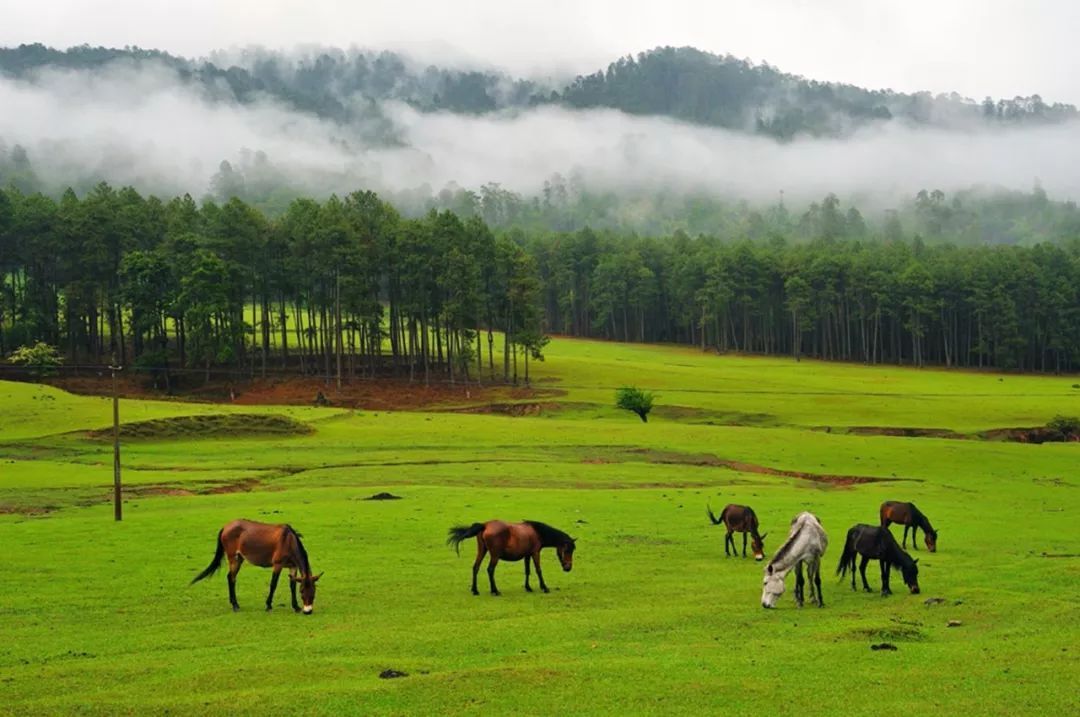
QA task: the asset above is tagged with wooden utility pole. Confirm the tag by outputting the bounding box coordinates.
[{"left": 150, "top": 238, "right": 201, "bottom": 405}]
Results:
[{"left": 110, "top": 361, "right": 122, "bottom": 521}]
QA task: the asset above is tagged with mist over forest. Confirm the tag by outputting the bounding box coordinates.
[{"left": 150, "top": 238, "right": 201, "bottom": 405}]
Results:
[{"left": 2, "top": 42, "right": 1080, "bottom": 241}]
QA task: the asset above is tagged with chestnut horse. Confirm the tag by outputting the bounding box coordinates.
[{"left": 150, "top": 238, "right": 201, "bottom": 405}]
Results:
[
  {"left": 447, "top": 520, "right": 576, "bottom": 596},
  {"left": 880, "top": 501, "right": 938, "bottom": 552},
  {"left": 707, "top": 504, "right": 767, "bottom": 560},
  {"left": 190, "top": 519, "right": 322, "bottom": 613}
]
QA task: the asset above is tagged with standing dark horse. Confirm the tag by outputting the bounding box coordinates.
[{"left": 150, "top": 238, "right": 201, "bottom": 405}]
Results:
[
  {"left": 880, "top": 501, "right": 938, "bottom": 552},
  {"left": 190, "top": 519, "right": 323, "bottom": 613},
  {"left": 447, "top": 520, "right": 576, "bottom": 596},
  {"left": 707, "top": 504, "right": 767, "bottom": 560},
  {"left": 837, "top": 524, "right": 920, "bottom": 596}
]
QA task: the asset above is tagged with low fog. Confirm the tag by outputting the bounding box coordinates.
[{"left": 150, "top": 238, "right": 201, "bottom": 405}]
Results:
[{"left": 3, "top": 59, "right": 1079, "bottom": 209}]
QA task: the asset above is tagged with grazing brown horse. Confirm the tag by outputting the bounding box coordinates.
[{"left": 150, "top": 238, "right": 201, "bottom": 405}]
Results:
[
  {"left": 707, "top": 504, "right": 767, "bottom": 560},
  {"left": 447, "top": 520, "right": 576, "bottom": 596},
  {"left": 190, "top": 519, "right": 323, "bottom": 614},
  {"left": 880, "top": 501, "right": 938, "bottom": 552}
]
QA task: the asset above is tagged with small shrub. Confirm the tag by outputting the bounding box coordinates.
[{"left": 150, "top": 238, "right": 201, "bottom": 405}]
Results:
[
  {"left": 1047, "top": 415, "right": 1080, "bottom": 437},
  {"left": 616, "top": 386, "right": 654, "bottom": 423},
  {"left": 7, "top": 342, "right": 63, "bottom": 378}
]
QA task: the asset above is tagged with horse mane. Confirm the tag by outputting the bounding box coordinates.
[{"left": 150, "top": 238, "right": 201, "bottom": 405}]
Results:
[
  {"left": 285, "top": 525, "right": 311, "bottom": 575},
  {"left": 879, "top": 528, "right": 915, "bottom": 573},
  {"left": 768, "top": 513, "right": 822, "bottom": 570},
  {"left": 524, "top": 520, "right": 573, "bottom": 547},
  {"left": 910, "top": 504, "right": 937, "bottom": 536},
  {"left": 769, "top": 528, "right": 798, "bottom": 568}
]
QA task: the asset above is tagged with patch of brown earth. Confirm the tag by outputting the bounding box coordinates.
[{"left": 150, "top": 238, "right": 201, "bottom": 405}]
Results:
[
  {"left": 623, "top": 448, "right": 906, "bottom": 486},
  {"left": 840, "top": 426, "right": 966, "bottom": 439},
  {"left": 48, "top": 374, "right": 560, "bottom": 412}
]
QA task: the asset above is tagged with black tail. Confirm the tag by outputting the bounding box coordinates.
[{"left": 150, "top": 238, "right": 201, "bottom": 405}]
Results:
[
  {"left": 446, "top": 523, "right": 486, "bottom": 555},
  {"left": 706, "top": 504, "right": 727, "bottom": 525},
  {"left": 836, "top": 527, "right": 857, "bottom": 578},
  {"left": 190, "top": 529, "right": 225, "bottom": 585}
]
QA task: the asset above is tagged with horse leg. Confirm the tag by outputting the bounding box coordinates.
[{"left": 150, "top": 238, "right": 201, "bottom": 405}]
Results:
[
  {"left": 533, "top": 553, "right": 549, "bottom": 593},
  {"left": 524, "top": 558, "right": 532, "bottom": 592},
  {"left": 911, "top": 525, "right": 919, "bottom": 550},
  {"left": 880, "top": 560, "right": 891, "bottom": 596},
  {"left": 859, "top": 555, "right": 872, "bottom": 592},
  {"left": 227, "top": 553, "right": 243, "bottom": 611},
  {"left": 266, "top": 565, "right": 282, "bottom": 611},
  {"left": 471, "top": 541, "right": 487, "bottom": 596},
  {"left": 289, "top": 572, "right": 300, "bottom": 612},
  {"left": 813, "top": 561, "right": 824, "bottom": 607},
  {"left": 902, "top": 524, "right": 909, "bottom": 549},
  {"left": 487, "top": 555, "right": 501, "bottom": 596},
  {"left": 742, "top": 531, "right": 748, "bottom": 558},
  {"left": 794, "top": 562, "right": 805, "bottom": 607},
  {"left": 725, "top": 530, "right": 733, "bottom": 557}
]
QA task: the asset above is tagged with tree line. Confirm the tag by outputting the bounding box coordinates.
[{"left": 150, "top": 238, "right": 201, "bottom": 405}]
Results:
[
  {"left": 1, "top": 184, "right": 1078, "bottom": 382},
  {"left": 0, "top": 184, "right": 546, "bottom": 388}
]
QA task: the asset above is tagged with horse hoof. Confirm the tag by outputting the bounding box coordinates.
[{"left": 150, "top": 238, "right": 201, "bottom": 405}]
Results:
[
  {"left": 525, "top": 587, "right": 533, "bottom": 593},
  {"left": 491, "top": 592, "right": 501, "bottom": 597},
  {"left": 232, "top": 605, "right": 240, "bottom": 612},
  {"left": 542, "top": 588, "right": 550, "bottom": 594},
  {"left": 266, "top": 605, "right": 272, "bottom": 612}
]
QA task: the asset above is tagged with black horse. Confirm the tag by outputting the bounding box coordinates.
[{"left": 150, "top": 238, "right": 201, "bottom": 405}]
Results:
[{"left": 837, "top": 524, "right": 920, "bottom": 596}]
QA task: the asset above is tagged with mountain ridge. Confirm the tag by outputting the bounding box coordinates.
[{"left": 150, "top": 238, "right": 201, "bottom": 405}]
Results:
[{"left": 2, "top": 42, "right": 1074, "bottom": 139}]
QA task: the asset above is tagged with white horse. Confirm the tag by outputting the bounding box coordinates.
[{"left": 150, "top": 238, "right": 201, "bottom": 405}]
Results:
[{"left": 761, "top": 512, "right": 828, "bottom": 608}]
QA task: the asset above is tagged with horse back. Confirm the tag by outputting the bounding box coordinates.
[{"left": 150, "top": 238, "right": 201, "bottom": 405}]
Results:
[
  {"left": 482, "top": 521, "right": 539, "bottom": 561},
  {"left": 723, "top": 504, "right": 756, "bottom": 532},
  {"left": 880, "top": 501, "right": 914, "bottom": 525},
  {"left": 221, "top": 519, "right": 288, "bottom": 567}
]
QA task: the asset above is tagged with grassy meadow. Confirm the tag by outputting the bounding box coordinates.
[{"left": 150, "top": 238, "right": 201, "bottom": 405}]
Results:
[{"left": 0, "top": 338, "right": 1077, "bottom": 715}]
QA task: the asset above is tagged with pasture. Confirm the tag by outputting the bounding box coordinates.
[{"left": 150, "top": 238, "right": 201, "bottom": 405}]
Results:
[{"left": 1, "top": 339, "right": 1077, "bottom": 715}]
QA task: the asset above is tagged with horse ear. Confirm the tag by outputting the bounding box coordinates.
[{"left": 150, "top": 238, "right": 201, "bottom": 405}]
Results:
[
  {"left": 761, "top": 533, "right": 768, "bottom": 540},
  {"left": 913, "top": 559, "right": 919, "bottom": 565},
  {"left": 313, "top": 572, "right": 324, "bottom": 582},
  {"left": 289, "top": 574, "right": 301, "bottom": 583}
]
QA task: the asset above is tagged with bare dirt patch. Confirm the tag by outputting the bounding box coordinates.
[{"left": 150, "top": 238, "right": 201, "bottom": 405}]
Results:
[
  {"left": 48, "top": 373, "right": 560, "bottom": 412},
  {"left": 622, "top": 448, "right": 907, "bottom": 486}
]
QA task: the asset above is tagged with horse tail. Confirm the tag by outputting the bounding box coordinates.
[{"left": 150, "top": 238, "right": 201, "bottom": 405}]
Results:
[
  {"left": 836, "top": 527, "right": 857, "bottom": 577},
  {"left": 446, "top": 523, "right": 485, "bottom": 556},
  {"left": 706, "top": 504, "right": 725, "bottom": 525},
  {"left": 190, "top": 529, "right": 225, "bottom": 585}
]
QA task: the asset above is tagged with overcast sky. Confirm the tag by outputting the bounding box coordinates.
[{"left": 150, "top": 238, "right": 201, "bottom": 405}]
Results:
[{"left": 3, "top": 0, "right": 1079, "bottom": 104}]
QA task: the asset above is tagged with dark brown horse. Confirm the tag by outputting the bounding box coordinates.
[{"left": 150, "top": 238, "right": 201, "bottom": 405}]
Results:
[
  {"left": 880, "top": 501, "right": 938, "bottom": 552},
  {"left": 190, "top": 519, "right": 322, "bottom": 613},
  {"left": 707, "top": 504, "right": 767, "bottom": 560},
  {"left": 837, "top": 523, "right": 920, "bottom": 596},
  {"left": 447, "top": 520, "right": 576, "bottom": 596}
]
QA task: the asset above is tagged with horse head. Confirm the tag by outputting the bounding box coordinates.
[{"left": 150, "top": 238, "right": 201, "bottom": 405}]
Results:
[
  {"left": 761, "top": 564, "right": 785, "bottom": 608},
  {"left": 902, "top": 559, "right": 920, "bottom": 594},
  {"left": 752, "top": 532, "right": 768, "bottom": 561},
  {"left": 557, "top": 538, "right": 576, "bottom": 572},
  {"left": 925, "top": 529, "right": 938, "bottom": 553},
  {"left": 290, "top": 572, "right": 323, "bottom": 614}
]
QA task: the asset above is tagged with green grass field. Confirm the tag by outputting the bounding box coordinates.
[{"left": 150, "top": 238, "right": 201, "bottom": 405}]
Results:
[{"left": 1, "top": 339, "right": 1078, "bottom": 715}]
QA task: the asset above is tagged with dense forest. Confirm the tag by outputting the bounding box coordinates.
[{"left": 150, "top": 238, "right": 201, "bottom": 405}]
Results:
[
  {"left": 2, "top": 184, "right": 1078, "bottom": 381},
  {"left": 3, "top": 43, "right": 1074, "bottom": 139}
]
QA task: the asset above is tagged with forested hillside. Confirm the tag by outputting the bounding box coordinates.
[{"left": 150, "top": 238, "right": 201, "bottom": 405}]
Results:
[
  {"left": 1, "top": 184, "right": 1077, "bottom": 378},
  {"left": 2, "top": 43, "right": 1074, "bottom": 138}
]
